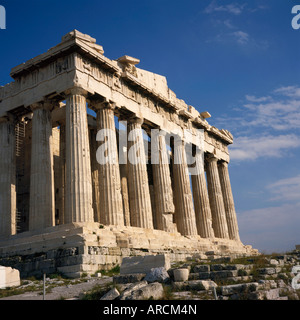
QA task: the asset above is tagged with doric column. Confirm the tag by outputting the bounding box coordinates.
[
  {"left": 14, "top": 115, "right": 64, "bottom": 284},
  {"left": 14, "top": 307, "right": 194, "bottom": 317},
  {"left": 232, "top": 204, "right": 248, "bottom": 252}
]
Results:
[
  {"left": 95, "top": 101, "right": 124, "bottom": 226},
  {"left": 0, "top": 116, "right": 16, "bottom": 237},
  {"left": 29, "top": 102, "right": 55, "bottom": 231},
  {"left": 59, "top": 122, "right": 66, "bottom": 225},
  {"left": 172, "top": 138, "right": 198, "bottom": 236},
  {"left": 191, "top": 148, "right": 215, "bottom": 238},
  {"left": 206, "top": 155, "right": 229, "bottom": 239},
  {"left": 120, "top": 163, "right": 131, "bottom": 226},
  {"left": 152, "top": 130, "right": 175, "bottom": 232},
  {"left": 89, "top": 128, "right": 101, "bottom": 223},
  {"left": 127, "top": 116, "right": 153, "bottom": 229},
  {"left": 218, "top": 161, "right": 240, "bottom": 241},
  {"left": 65, "top": 88, "right": 94, "bottom": 223}
]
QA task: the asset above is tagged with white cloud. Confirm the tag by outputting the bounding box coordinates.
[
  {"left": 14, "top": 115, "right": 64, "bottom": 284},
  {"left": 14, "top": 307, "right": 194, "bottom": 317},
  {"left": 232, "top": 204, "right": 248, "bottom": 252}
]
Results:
[
  {"left": 204, "top": 1, "right": 245, "bottom": 15},
  {"left": 237, "top": 202, "right": 300, "bottom": 253},
  {"left": 229, "top": 134, "right": 300, "bottom": 161},
  {"left": 274, "top": 86, "right": 300, "bottom": 98},
  {"left": 216, "top": 85, "right": 300, "bottom": 132},
  {"left": 267, "top": 175, "right": 300, "bottom": 202},
  {"left": 231, "top": 31, "right": 249, "bottom": 45},
  {"left": 245, "top": 95, "right": 271, "bottom": 103}
]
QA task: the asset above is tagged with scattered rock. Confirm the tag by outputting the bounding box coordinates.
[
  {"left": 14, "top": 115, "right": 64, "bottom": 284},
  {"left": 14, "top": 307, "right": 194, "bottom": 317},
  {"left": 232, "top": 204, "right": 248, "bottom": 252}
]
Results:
[
  {"left": 100, "top": 287, "right": 120, "bottom": 300},
  {"left": 257, "top": 268, "right": 276, "bottom": 275},
  {"left": 144, "top": 267, "right": 169, "bottom": 283},
  {"left": 125, "top": 282, "right": 164, "bottom": 300},
  {"left": 173, "top": 280, "right": 217, "bottom": 291},
  {"left": 269, "top": 259, "right": 279, "bottom": 265},
  {"left": 193, "top": 265, "right": 210, "bottom": 273},
  {"left": 119, "top": 281, "right": 148, "bottom": 300},
  {"left": 220, "top": 282, "right": 259, "bottom": 296},
  {"left": 0, "top": 266, "right": 20, "bottom": 289},
  {"left": 113, "top": 273, "right": 146, "bottom": 284}
]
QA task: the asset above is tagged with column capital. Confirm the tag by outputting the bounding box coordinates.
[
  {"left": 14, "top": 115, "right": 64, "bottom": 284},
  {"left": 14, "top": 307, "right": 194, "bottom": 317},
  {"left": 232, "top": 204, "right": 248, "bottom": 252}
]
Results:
[
  {"left": 127, "top": 114, "right": 144, "bottom": 125},
  {"left": 151, "top": 127, "right": 168, "bottom": 137},
  {"left": 206, "top": 154, "right": 219, "bottom": 163},
  {"left": 66, "top": 86, "right": 88, "bottom": 97},
  {"left": 218, "top": 161, "right": 229, "bottom": 168},
  {"left": 30, "top": 99, "right": 56, "bottom": 112},
  {"left": 93, "top": 99, "right": 116, "bottom": 111},
  {"left": 0, "top": 113, "right": 17, "bottom": 124},
  {"left": 0, "top": 116, "right": 9, "bottom": 124}
]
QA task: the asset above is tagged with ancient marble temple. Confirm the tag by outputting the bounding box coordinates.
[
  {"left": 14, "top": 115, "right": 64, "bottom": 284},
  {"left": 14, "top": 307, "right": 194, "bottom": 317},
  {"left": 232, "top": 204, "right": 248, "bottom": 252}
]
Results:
[{"left": 0, "top": 31, "right": 257, "bottom": 277}]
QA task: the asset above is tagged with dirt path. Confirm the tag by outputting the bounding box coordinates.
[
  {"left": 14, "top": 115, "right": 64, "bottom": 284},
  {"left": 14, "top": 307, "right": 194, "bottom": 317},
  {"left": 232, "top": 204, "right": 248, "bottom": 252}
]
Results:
[{"left": 0, "top": 276, "right": 113, "bottom": 300}]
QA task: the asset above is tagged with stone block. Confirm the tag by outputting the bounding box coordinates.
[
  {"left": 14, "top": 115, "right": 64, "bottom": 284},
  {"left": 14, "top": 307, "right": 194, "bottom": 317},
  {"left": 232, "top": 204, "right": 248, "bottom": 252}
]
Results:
[
  {"left": 173, "top": 268, "right": 189, "bottom": 282},
  {"left": 100, "top": 288, "right": 120, "bottom": 300},
  {"left": 210, "top": 264, "right": 225, "bottom": 271},
  {"left": 113, "top": 273, "right": 146, "bottom": 284},
  {"left": 0, "top": 266, "right": 20, "bottom": 289},
  {"left": 188, "top": 273, "right": 200, "bottom": 280},
  {"left": 265, "top": 288, "right": 280, "bottom": 300},
  {"left": 210, "top": 270, "right": 238, "bottom": 280},
  {"left": 198, "top": 272, "right": 211, "bottom": 280},
  {"left": 125, "top": 282, "right": 164, "bottom": 300},
  {"left": 269, "top": 259, "right": 279, "bottom": 265},
  {"left": 120, "top": 255, "right": 170, "bottom": 274},
  {"left": 173, "top": 280, "right": 217, "bottom": 291},
  {"left": 144, "top": 267, "right": 170, "bottom": 283},
  {"left": 119, "top": 281, "right": 148, "bottom": 300},
  {"left": 257, "top": 268, "right": 276, "bottom": 275},
  {"left": 220, "top": 282, "right": 259, "bottom": 296},
  {"left": 193, "top": 265, "right": 210, "bottom": 272},
  {"left": 211, "top": 257, "right": 232, "bottom": 263}
]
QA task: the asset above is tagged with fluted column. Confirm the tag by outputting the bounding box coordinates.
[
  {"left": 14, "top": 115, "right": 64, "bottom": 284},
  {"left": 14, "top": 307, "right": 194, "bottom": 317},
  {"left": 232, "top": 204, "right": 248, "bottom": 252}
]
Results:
[
  {"left": 59, "top": 122, "right": 66, "bottom": 225},
  {"left": 29, "top": 102, "right": 55, "bottom": 231},
  {"left": 173, "top": 138, "right": 198, "bottom": 236},
  {"left": 218, "top": 161, "right": 240, "bottom": 241},
  {"left": 206, "top": 155, "right": 229, "bottom": 239},
  {"left": 120, "top": 163, "right": 131, "bottom": 226},
  {"left": 89, "top": 128, "right": 101, "bottom": 223},
  {"left": 127, "top": 116, "right": 153, "bottom": 229},
  {"left": 191, "top": 148, "right": 215, "bottom": 238},
  {"left": 152, "top": 130, "right": 175, "bottom": 232},
  {"left": 95, "top": 101, "right": 124, "bottom": 226},
  {"left": 65, "top": 88, "right": 94, "bottom": 223},
  {"left": 0, "top": 116, "right": 16, "bottom": 237}
]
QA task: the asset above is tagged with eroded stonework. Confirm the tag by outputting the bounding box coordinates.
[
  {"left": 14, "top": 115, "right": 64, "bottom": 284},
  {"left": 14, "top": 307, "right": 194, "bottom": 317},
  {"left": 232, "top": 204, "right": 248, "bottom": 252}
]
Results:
[{"left": 0, "top": 30, "right": 258, "bottom": 277}]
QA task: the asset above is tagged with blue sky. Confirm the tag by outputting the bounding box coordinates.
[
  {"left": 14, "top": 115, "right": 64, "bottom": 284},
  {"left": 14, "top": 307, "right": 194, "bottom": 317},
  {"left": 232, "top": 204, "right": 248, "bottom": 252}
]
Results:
[{"left": 0, "top": 0, "right": 299, "bottom": 253}]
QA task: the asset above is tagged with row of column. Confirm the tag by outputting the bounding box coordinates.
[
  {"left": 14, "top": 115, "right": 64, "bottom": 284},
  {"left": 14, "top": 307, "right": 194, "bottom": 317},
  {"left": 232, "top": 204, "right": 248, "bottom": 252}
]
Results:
[{"left": 0, "top": 88, "right": 240, "bottom": 242}]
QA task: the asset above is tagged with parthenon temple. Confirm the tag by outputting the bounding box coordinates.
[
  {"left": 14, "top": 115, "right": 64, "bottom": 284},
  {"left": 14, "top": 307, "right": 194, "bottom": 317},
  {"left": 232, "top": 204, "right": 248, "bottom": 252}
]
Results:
[{"left": 0, "top": 30, "right": 257, "bottom": 277}]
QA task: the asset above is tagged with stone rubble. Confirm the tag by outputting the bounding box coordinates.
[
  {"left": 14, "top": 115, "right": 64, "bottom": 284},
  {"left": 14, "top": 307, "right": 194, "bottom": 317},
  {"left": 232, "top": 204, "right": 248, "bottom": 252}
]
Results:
[{"left": 96, "top": 248, "right": 300, "bottom": 301}]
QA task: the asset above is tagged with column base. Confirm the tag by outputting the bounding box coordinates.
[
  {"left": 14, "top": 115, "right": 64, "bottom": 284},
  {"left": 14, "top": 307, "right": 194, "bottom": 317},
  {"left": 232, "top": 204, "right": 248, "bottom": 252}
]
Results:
[{"left": 0, "top": 223, "right": 259, "bottom": 278}]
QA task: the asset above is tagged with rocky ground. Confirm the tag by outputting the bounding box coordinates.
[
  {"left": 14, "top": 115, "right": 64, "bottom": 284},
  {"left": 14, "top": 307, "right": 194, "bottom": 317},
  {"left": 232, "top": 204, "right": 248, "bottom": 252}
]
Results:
[{"left": 0, "top": 249, "right": 299, "bottom": 300}]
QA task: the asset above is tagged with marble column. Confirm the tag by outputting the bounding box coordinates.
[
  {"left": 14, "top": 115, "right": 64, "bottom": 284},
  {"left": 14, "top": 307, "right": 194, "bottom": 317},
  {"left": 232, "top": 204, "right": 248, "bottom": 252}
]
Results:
[
  {"left": 218, "top": 161, "right": 240, "bottom": 241},
  {"left": 0, "top": 116, "right": 16, "bottom": 237},
  {"left": 206, "top": 155, "right": 229, "bottom": 239},
  {"left": 152, "top": 130, "right": 175, "bottom": 232},
  {"left": 65, "top": 88, "right": 94, "bottom": 223},
  {"left": 95, "top": 101, "right": 124, "bottom": 226},
  {"left": 29, "top": 102, "right": 55, "bottom": 231},
  {"left": 59, "top": 122, "right": 66, "bottom": 225},
  {"left": 191, "top": 148, "right": 215, "bottom": 238},
  {"left": 120, "top": 163, "right": 131, "bottom": 226},
  {"left": 127, "top": 116, "right": 153, "bottom": 229},
  {"left": 172, "top": 138, "right": 198, "bottom": 236},
  {"left": 89, "top": 128, "right": 101, "bottom": 223}
]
